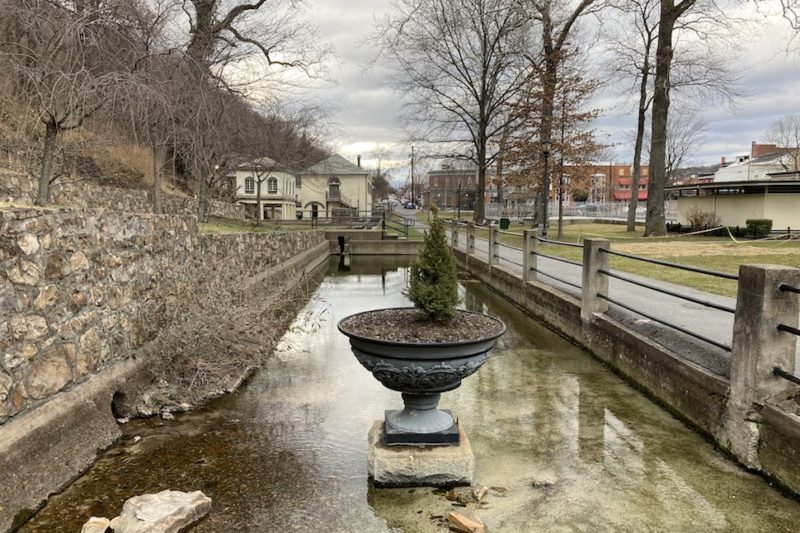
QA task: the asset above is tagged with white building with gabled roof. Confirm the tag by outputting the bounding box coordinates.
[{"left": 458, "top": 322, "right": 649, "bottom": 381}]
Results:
[{"left": 299, "top": 154, "right": 371, "bottom": 220}]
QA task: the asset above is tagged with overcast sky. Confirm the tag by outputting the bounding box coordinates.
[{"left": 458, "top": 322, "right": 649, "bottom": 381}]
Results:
[{"left": 300, "top": 0, "right": 800, "bottom": 181}]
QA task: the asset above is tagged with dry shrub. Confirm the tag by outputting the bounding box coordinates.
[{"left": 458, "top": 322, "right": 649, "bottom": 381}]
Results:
[
  {"left": 81, "top": 143, "right": 150, "bottom": 188},
  {"left": 133, "top": 262, "right": 326, "bottom": 415},
  {"left": 685, "top": 206, "right": 721, "bottom": 230}
]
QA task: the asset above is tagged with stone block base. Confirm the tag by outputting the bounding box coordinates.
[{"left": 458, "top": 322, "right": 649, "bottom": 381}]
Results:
[{"left": 367, "top": 420, "right": 474, "bottom": 487}]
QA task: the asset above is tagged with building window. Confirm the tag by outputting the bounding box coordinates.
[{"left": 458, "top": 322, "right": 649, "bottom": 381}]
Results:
[
  {"left": 268, "top": 177, "right": 278, "bottom": 194},
  {"left": 244, "top": 176, "right": 254, "bottom": 194}
]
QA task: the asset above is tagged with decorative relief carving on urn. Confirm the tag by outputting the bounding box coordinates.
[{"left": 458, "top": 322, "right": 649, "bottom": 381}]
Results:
[{"left": 355, "top": 354, "right": 490, "bottom": 392}]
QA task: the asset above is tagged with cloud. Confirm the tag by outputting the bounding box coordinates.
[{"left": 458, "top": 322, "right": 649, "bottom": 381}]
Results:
[{"left": 301, "top": 0, "right": 800, "bottom": 170}]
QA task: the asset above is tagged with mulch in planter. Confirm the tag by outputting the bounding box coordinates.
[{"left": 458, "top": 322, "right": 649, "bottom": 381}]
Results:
[{"left": 340, "top": 308, "right": 504, "bottom": 344}]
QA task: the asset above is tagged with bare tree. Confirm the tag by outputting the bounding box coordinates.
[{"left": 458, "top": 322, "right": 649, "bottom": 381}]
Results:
[
  {"left": 505, "top": 48, "right": 602, "bottom": 236},
  {"left": 604, "top": 0, "right": 658, "bottom": 231},
  {"left": 0, "top": 0, "right": 148, "bottom": 204},
  {"left": 175, "top": 0, "right": 331, "bottom": 220},
  {"left": 644, "top": 0, "right": 700, "bottom": 236},
  {"left": 664, "top": 109, "right": 706, "bottom": 182},
  {"left": 375, "top": 0, "right": 531, "bottom": 223},
  {"left": 523, "top": 0, "right": 601, "bottom": 228},
  {"left": 765, "top": 115, "right": 800, "bottom": 171},
  {"left": 370, "top": 145, "right": 397, "bottom": 201},
  {"left": 604, "top": 0, "right": 743, "bottom": 231}
]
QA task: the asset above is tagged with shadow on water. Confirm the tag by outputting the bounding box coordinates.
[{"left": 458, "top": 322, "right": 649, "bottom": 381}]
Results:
[{"left": 20, "top": 256, "right": 800, "bottom": 532}]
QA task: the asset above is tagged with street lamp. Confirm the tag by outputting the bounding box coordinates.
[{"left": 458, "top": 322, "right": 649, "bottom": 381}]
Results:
[{"left": 540, "top": 138, "right": 552, "bottom": 238}]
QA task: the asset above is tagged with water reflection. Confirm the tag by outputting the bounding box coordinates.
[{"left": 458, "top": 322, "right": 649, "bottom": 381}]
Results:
[{"left": 20, "top": 256, "right": 800, "bottom": 533}]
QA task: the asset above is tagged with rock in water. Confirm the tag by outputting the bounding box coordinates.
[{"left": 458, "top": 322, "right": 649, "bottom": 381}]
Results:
[
  {"left": 80, "top": 516, "right": 111, "bottom": 533},
  {"left": 108, "top": 490, "right": 211, "bottom": 532},
  {"left": 447, "top": 508, "right": 487, "bottom": 533}
]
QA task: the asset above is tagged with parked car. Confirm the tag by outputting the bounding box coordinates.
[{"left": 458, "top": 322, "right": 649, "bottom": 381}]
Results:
[{"left": 404, "top": 202, "right": 416, "bottom": 209}]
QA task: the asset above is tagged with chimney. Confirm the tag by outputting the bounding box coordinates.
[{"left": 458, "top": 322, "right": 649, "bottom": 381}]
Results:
[
  {"left": 357, "top": 155, "right": 361, "bottom": 168},
  {"left": 720, "top": 156, "right": 726, "bottom": 165}
]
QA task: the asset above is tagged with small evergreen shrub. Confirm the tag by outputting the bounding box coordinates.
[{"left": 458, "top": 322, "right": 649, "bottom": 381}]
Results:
[
  {"left": 406, "top": 206, "right": 459, "bottom": 322},
  {"left": 746, "top": 219, "right": 772, "bottom": 239}
]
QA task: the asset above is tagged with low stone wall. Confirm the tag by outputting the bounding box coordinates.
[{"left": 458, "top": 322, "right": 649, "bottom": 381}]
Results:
[
  {"left": 0, "top": 207, "right": 327, "bottom": 530},
  {"left": 1, "top": 171, "right": 245, "bottom": 220}
]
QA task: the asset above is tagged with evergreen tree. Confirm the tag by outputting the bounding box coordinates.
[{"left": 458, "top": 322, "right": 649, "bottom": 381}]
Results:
[{"left": 406, "top": 207, "right": 459, "bottom": 323}]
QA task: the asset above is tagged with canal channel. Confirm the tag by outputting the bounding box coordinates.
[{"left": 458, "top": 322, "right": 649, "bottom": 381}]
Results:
[{"left": 20, "top": 256, "right": 800, "bottom": 532}]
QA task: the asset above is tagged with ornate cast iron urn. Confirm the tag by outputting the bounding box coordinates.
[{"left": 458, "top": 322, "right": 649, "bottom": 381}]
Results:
[{"left": 339, "top": 308, "right": 505, "bottom": 445}]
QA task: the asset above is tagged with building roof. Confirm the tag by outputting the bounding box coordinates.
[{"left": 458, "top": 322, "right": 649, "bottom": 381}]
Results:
[
  {"left": 300, "top": 153, "right": 368, "bottom": 176},
  {"left": 237, "top": 157, "right": 295, "bottom": 174},
  {"left": 666, "top": 177, "right": 800, "bottom": 193}
]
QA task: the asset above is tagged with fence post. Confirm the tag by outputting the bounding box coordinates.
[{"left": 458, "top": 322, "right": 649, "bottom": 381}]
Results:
[
  {"left": 722, "top": 265, "right": 800, "bottom": 467},
  {"left": 523, "top": 230, "right": 537, "bottom": 282},
  {"left": 451, "top": 218, "right": 458, "bottom": 248},
  {"left": 467, "top": 223, "right": 475, "bottom": 255},
  {"left": 581, "top": 238, "right": 610, "bottom": 322},
  {"left": 488, "top": 223, "right": 499, "bottom": 265}
]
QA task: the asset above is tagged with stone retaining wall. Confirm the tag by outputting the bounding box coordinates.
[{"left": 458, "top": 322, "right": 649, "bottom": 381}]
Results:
[
  {"left": 1, "top": 171, "right": 245, "bottom": 220},
  {"left": 0, "top": 207, "right": 327, "bottom": 530},
  {"left": 0, "top": 208, "right": 323, "bottom": 424}
]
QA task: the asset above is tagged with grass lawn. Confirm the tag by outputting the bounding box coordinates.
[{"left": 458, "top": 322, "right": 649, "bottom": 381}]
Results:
[
  {"left": 460, "top": 222, "right": 799, "bottom": 298},
  {"left": 200, "top": 217, "right": 317, "bottom": 234}
]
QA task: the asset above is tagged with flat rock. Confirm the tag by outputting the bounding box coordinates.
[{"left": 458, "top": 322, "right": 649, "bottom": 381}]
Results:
[
  {"left": 108, "top": 490, "right": 211, "bottom": 533},
  {"left": 448, "top": 508, "right": 486, "bottom": 533},
  {"left": 80, "top": 516, "right": 111, "bottom": 533}
]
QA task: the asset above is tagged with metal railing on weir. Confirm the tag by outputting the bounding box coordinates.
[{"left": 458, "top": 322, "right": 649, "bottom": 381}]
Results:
[
  {"left": 597, "top": 247, "right": 738, "bottom": 352},
  {"left": 774, "top": 282, "right": 800, "bottom": 384},
  {"left": 448, "top": 219, "right": 740, "bottom": 354}
]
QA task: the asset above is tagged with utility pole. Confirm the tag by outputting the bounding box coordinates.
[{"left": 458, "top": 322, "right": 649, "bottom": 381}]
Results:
[{"left": 410, "top": 145, "right": 415, "bottom": 205}]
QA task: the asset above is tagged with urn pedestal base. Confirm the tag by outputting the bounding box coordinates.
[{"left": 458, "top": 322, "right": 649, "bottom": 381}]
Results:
[
  {"left": 385, "top": 409, "right": 460, "bottom": 446},
  {"left": 367, "top": 421, "right": 474, "bottom": 488}
]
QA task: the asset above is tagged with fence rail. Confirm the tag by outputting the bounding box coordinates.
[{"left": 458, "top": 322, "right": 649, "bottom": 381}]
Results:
[
  {"left": 780, "top": 283, "right": 800, "bottom": 294},
  {"left": 773, "top": 366, "right": 800, "bottom": 385},
  {"left": 601, "top": 248, "right": 738, "bottom": 280},
  {"left": 453, "top": 224, "right": 744, "bottom": 354},
  {"left": 598, "top": 293, "right": 733, "bottom": 352},
  {"left": 451, "top": 222, "right": 800, "bottom": 483},
  {"left": 598, "top": 268, "right": 737, "bottom": 314}
]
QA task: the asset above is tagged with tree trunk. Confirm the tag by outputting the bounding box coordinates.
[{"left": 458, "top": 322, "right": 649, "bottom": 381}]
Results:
[
  {"left": 627, "top": 61, "right": 650, "bottom": 232},
  {"left": 475, "top": 160, "right": 486, "bottom": 223},
  {"left": 256, "top": 178, "right": 263, "bottom": 226},
  {"left": 644, "top": 2, "right": 677, "bottom": 237},
  {"left": 197, "top": 173, "right": 209, "bottom": 222},
  {"left": 152, "top": 143, "right": 165, "bottom": 214},
  {"left": 538, "top": 57, "right": 557, "bottom": 232},
  {"left": 35, "top": 119, "right": 58, "bottom": 206}
]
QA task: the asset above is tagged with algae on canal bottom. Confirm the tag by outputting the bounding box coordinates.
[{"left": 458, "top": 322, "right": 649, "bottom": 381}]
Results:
[{"left": 20, "top": 256, "right": 800, "bottom": 532}]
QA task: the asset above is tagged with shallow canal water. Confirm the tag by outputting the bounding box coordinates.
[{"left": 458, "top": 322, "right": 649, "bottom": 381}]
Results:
[{"left": 21, "top": 256, "right": 800, "bottom": 532}]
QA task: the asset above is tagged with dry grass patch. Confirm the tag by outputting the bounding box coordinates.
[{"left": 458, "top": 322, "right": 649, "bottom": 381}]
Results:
[{"left": 615, "top": 241, "right": 800, "bottom": 257}]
